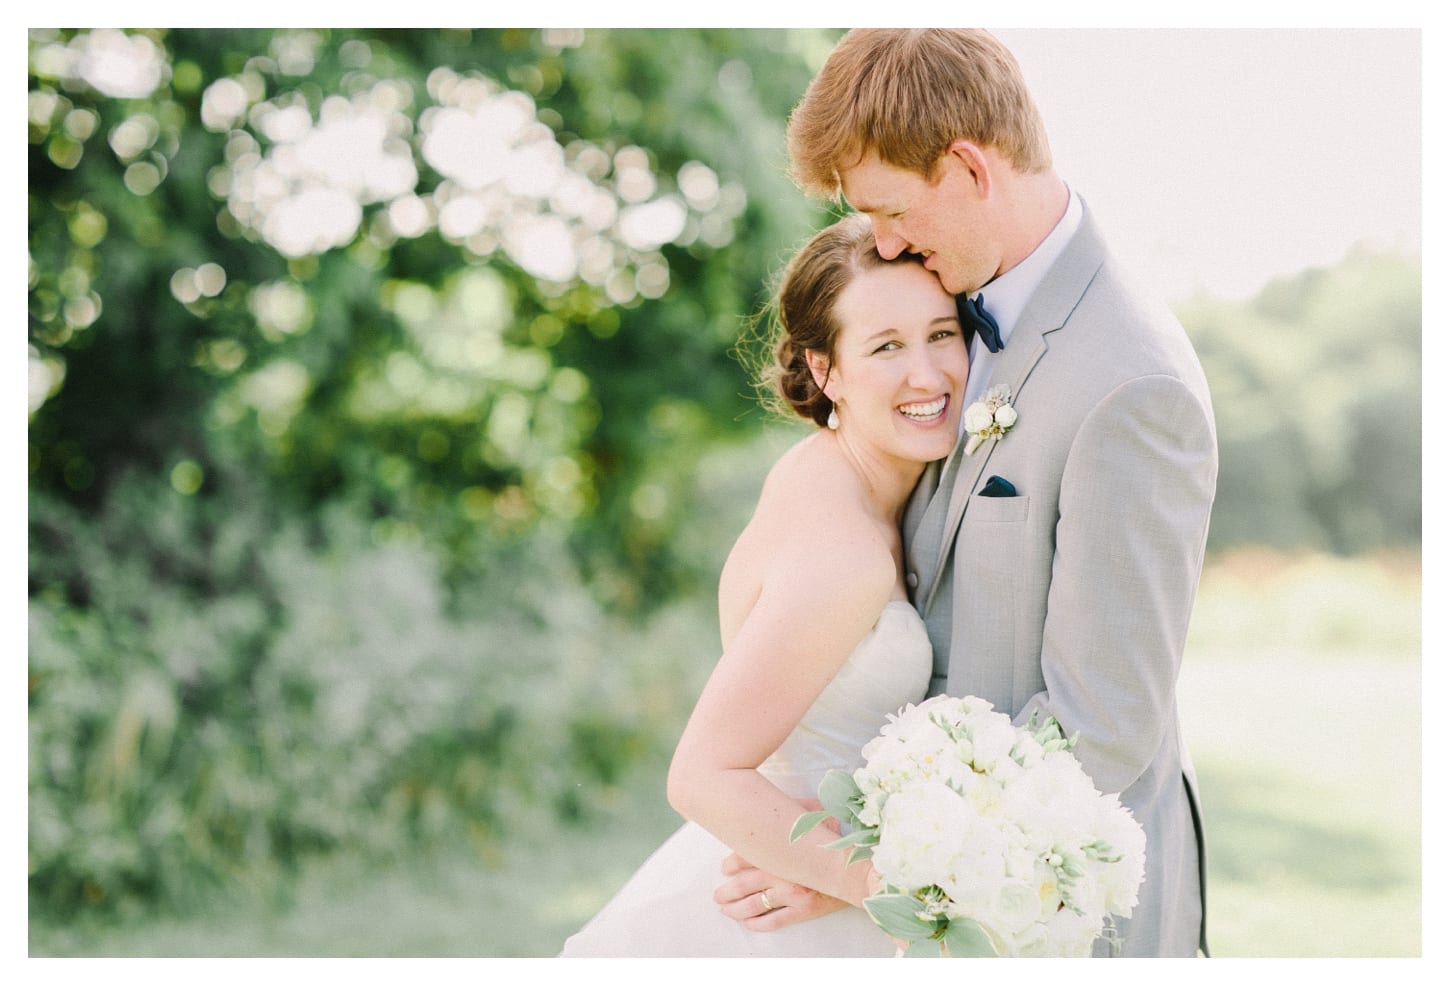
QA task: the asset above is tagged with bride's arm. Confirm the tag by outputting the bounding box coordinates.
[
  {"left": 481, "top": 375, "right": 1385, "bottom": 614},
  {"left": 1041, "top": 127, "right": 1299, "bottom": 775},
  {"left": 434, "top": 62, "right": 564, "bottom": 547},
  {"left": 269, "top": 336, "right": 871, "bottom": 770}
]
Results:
[{"left": 665, "top": 518, "right": 894, "bottom": 910}]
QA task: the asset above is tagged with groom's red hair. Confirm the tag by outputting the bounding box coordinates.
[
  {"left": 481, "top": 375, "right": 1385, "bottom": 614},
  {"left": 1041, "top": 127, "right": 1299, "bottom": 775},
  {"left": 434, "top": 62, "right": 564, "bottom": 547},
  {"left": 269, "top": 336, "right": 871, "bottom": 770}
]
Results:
[{"left": 787, "top": 28, "right": 1053, "bottom": 199}]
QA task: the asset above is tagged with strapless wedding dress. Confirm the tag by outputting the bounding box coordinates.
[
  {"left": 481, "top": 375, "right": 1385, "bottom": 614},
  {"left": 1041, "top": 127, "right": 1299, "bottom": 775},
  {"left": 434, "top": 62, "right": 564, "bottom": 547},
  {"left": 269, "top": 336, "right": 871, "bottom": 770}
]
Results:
[{"left": 560, "top": 600, "right": 931, "bottom": 957}]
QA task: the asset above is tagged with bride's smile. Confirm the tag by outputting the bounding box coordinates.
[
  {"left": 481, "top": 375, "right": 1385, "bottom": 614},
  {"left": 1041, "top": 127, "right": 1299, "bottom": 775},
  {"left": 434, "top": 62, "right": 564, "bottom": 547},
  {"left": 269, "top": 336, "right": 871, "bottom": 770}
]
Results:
[{"left": 817, "top": 260, "right": 969, "bottom": 477}]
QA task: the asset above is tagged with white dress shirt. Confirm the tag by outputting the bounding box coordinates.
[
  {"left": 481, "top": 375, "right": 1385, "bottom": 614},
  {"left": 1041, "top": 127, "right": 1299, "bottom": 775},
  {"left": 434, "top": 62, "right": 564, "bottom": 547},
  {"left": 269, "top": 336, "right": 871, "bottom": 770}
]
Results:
[{"left": 963, "top": 188, "right": 1084, "bottom": 408}]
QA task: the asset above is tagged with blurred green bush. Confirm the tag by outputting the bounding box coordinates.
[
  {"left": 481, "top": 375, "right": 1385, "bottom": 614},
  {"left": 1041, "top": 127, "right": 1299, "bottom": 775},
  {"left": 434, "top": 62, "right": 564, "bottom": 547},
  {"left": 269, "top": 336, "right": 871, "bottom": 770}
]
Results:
[
  {"left": 1183, "top": 249, "right": 1421, "bottom": 554},
  {"left": 28, "top": 470, "right": 711, "bottom": 917}
]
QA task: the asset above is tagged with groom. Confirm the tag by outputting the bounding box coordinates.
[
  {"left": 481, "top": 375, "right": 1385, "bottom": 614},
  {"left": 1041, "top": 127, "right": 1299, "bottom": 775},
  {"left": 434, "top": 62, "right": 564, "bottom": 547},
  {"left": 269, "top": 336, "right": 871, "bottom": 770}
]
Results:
[{"left": 718, "top": 29, "right": 1216, "bottom": 957}]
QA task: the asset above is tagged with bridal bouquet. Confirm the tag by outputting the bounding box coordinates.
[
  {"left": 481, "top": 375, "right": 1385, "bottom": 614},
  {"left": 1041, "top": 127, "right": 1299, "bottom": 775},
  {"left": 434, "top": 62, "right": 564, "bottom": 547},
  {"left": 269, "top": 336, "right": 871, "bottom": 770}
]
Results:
[{"left": 792, "top": 694, "right": 1146, "bottom": 957}]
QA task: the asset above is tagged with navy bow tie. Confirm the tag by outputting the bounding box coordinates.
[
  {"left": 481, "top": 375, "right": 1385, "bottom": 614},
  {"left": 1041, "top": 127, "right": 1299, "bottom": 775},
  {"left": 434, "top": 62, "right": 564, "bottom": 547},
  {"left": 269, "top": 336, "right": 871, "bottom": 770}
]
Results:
[{"left": 957, "top": 293, "right": 1003, "bottom": 353}]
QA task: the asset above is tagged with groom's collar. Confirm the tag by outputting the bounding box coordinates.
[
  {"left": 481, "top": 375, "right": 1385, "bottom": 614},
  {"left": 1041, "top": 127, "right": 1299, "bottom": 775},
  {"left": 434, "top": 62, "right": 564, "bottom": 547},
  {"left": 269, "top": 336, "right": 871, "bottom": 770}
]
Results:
[{"left": 974, "top": 188, "right": 1084, "bottom": 346}]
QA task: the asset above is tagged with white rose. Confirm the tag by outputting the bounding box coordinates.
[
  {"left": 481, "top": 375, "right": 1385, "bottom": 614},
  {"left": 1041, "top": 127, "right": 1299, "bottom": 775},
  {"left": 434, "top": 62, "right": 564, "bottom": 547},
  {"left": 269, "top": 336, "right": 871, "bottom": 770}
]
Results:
[
  {"left": 988, "top": 879, "right": 1042, "bottom": 935},
  {"left": 964, "top": 403, "right": 994, "bottom": 433},
  {"left": 994, "top": 404, "right": 1018, "bottom": 428},
  {"left": 1003, "top": 920, "right": 1053, "bottom": 957}
]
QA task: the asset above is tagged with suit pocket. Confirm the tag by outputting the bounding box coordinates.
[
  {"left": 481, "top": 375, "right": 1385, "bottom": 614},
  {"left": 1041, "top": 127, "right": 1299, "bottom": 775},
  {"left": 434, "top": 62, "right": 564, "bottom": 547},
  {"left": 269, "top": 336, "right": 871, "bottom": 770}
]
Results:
[
  {"left": 945, "top": 495, "right": 1038, "bottom": 696},
  {"left": 965, "top": 493, "right": 1029, "bottom": 524},
  {"left": 950, "top": 496, "right": 1030, "bottom": 701}
]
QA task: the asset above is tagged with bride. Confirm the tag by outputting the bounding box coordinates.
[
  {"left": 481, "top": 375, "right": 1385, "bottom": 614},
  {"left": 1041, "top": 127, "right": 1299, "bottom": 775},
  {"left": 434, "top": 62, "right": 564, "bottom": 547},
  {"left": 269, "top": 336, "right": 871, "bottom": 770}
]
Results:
[{"left": 560, "top": 214, "right": 969, "bottom": 957}]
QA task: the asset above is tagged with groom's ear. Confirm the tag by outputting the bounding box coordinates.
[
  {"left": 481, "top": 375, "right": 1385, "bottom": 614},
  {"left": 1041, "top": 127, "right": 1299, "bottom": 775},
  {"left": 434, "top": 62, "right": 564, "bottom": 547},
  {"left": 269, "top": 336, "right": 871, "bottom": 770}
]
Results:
[{"left": 944, "top": 139, "right": 991, "bottom": 196}]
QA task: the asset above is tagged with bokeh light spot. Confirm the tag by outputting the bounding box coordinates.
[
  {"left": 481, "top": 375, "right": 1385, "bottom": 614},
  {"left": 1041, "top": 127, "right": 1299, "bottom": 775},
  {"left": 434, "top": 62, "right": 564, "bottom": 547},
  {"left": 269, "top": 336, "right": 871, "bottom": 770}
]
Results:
[{"left": 170, "top": 459, "right": 204, "bottom": 495}]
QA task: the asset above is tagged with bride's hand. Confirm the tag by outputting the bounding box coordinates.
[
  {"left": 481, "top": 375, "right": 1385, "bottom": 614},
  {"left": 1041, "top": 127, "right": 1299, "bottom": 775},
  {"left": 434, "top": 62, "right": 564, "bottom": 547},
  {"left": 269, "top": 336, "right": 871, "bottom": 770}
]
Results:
[{"left": 714, "top": 852, "right": 848, "bottom": 930}]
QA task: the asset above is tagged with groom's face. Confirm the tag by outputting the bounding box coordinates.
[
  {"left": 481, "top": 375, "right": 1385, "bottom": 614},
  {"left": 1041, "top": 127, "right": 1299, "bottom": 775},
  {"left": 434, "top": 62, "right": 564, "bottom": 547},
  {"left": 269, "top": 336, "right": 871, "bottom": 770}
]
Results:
[{"left": 839, "top": 148, "right": 993, "bottom": 297}]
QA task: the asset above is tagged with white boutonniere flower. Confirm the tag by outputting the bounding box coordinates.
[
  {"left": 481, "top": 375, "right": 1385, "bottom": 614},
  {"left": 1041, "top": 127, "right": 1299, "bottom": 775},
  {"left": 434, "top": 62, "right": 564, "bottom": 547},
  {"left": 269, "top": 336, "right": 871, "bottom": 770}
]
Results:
[{"left": 964, "top": 385, "right": 1016, "bottom": 454}]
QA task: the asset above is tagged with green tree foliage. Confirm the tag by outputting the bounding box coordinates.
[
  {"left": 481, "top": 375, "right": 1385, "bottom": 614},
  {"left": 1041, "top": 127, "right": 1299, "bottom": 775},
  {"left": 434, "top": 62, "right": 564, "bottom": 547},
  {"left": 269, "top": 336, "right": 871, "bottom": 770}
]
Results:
[
  {"left": 28, "top": 27, "right": 836, "bottom": 601},
  {"left": 28, "top": 26, "right": 838, "bottom": 919},
  {"left": 1182, "top": 249, "right": 1421, "bottom": 554}
]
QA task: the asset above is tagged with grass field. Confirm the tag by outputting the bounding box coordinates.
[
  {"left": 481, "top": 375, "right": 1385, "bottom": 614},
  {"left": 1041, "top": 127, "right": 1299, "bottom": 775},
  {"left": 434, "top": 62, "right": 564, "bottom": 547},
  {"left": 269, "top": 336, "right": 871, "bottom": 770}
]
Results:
[
  {"left": 1178, "top": 549, "right": 1422, "bottom": 958},
  {"left": 29, "top": 550, "right": 1423, "bottom": 958}
]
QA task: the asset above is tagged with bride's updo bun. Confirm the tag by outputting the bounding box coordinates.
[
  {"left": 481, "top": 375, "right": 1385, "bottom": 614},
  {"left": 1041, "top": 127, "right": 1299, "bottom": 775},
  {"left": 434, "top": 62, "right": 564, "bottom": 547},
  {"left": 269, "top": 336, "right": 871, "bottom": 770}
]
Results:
[{"left": 758, "top": 214, "right": 904, "bottom": 427}]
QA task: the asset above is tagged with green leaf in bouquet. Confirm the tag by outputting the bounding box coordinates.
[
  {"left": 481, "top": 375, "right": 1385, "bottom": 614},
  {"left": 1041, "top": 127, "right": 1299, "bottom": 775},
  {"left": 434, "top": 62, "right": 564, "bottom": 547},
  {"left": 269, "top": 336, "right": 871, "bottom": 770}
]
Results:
[
  {"left": 789, "top": 810, "right": 833, "bottom": 843},
  {"left": 941, "top": 917, "right": 998, "bottom": 957},
  {"left": 822, "top": 828, "right": 877, "bottom": 851},
  {"left": 1084, "top": 839, "right": 1123, "bottom": 863},
  {"left": 864, "top": 893, "right": 939, "bottom": 941},
  {"left": 816, "top": 768, "right": 862, "bottom": 819},
  {"left": 1029, "top": 713, "right": 1072, "bottom": 752},
  {"left": 846, "top": 845, "right": 874, "bottom": 865},
  {"left": 904, "top": 939, "right": 944, "bottom": 958}
]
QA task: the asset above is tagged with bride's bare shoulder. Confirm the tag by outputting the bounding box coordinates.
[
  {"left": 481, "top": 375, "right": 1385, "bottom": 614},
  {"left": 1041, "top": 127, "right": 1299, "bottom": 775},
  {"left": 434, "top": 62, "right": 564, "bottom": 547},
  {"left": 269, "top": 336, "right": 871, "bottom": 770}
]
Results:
[
  {"left": 757, "top": 431, "right": 849, "bottom": 506},
  {"left": 719, "top": 432, "right": 895, "bottom": 635},
  {"left": 751, "top": 434, "right": 892, "bottom": 564}
]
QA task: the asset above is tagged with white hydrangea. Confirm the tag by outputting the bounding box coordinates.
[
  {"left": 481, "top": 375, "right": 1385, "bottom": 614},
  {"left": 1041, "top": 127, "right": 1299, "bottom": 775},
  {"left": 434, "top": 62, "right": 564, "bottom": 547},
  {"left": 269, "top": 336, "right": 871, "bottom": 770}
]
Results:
[{"left": 872, "top": 780, "right": 973, "bottom": 891}]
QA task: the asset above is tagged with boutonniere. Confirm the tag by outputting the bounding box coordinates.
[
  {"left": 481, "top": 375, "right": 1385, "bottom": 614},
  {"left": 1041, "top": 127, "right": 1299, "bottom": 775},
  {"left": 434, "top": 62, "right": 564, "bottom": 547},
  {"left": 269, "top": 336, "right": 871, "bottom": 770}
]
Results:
[{"left": 964, "top": 385, "right": 1017, "bottom": 454}]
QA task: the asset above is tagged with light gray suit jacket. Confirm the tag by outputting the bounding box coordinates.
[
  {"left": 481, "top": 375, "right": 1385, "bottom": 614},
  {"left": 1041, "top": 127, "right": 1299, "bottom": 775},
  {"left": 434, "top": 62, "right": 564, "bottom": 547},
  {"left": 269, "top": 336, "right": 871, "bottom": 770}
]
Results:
[{"left": 903, "top": 204, "right": 1217, "bottom": 957}]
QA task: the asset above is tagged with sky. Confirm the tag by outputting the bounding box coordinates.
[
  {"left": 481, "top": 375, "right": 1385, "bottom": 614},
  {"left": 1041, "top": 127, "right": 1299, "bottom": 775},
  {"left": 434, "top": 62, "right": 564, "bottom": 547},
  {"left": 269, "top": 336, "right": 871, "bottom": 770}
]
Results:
[{"left": 989, "top": 27, "right": 1422, "bottom": 302}]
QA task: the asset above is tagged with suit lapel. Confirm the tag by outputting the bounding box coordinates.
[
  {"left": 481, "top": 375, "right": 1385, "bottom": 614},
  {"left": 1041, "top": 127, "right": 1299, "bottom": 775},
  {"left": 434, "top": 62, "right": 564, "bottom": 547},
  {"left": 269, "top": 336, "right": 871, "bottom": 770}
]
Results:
[
  {"left": 903, "top": 459, "right": 940, "bottom": 543},
  {"left": 921, "top": 336, "right": 1047, "bottom": 612},
  {"left": 943, "top": 337, "right": 1048, "bottom": 527},
  {"left": 903, "top": 457, "right": 941, "bottom": 598},
  {"left": 919, "top": 204, "right": 1110, "bottom": 614}
]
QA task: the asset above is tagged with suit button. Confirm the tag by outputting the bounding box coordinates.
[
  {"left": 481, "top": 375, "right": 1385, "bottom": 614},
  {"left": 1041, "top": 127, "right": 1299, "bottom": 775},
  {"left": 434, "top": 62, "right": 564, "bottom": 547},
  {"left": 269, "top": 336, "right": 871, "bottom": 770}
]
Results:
[{"left": 906, "top": 572, "right": 919, "bottom": 589}]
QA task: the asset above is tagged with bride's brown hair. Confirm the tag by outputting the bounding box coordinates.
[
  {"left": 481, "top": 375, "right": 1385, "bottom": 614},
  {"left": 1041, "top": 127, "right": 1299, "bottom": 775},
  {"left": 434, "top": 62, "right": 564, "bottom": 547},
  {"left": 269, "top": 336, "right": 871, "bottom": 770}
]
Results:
[{"left": 754, "top": 214, "right": 907, "bottom": 428}]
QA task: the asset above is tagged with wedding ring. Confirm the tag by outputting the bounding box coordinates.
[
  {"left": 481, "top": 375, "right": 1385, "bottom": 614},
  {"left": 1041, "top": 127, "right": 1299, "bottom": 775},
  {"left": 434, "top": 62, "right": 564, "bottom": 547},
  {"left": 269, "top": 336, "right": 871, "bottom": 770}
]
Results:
[{"left": 759, "top": 890, "right": 774, "bottom": 912}]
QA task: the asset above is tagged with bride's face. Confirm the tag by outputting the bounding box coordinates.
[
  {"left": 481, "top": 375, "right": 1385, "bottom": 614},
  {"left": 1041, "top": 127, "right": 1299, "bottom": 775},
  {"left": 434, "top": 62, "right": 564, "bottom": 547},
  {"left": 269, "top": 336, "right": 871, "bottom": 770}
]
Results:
[{"left": 821, "top": 262, "right": 969, "bottom": 464}]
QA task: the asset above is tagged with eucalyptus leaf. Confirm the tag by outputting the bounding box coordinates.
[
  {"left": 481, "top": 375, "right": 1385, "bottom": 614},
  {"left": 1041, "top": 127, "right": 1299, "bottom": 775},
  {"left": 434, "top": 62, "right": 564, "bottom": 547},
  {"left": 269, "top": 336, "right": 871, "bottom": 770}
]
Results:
[
  {"left": 822, "top": 828, "right": 877, "bottom": 851},
  {"left": 816, "top": 768, "right": 862, "bottom": 818},
  {"left": 789, "top": 810, "right": 832, "bottom": 843},
  {"left": 904, "top": 939, "right": 943, "bottom": 958},
  {"left": 863, "top": 894, "right": 937, "bottom": 941},
  {"left": 941, "top": 918, "right": 998, "bottom": 957}
]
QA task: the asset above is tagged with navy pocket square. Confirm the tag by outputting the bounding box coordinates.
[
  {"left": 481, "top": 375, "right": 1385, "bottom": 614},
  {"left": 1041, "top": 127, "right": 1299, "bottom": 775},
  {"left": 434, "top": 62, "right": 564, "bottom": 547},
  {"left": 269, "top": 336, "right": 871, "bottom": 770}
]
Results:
[{"left": 978, "top": 475, "right": 1016, "bottom": 498}]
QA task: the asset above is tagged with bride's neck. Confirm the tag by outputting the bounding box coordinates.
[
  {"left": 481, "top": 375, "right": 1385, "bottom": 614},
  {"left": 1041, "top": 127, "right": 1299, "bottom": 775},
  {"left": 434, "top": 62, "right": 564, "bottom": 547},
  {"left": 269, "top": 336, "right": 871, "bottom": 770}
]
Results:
[{"left": 829, "top": 431, "right": 926, "bottom": 525}]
